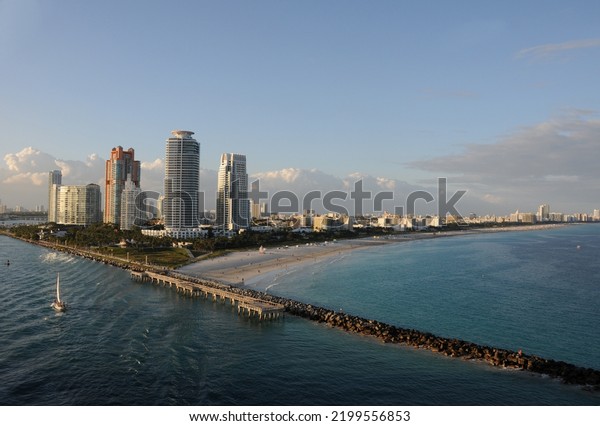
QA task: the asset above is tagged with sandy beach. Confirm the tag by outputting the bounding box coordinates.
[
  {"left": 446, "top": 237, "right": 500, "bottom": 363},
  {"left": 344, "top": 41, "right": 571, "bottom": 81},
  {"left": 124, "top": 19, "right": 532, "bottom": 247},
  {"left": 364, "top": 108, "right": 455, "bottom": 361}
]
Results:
[
  {"left": 176, "top": 237, "right": 389, "bottom": 288},
  {"left": 176, "top": 224, "right": 567, "bottom": 289}
]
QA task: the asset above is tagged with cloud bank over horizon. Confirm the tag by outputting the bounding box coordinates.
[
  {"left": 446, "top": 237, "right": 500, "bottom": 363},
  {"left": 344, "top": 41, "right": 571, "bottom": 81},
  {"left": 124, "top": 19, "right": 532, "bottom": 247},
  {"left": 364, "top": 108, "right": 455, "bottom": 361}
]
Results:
[
  {"left": 0, "top": 149, "right": 450, "bottom": 215},
  {"left": 408, "top": 111, "right": 600, "bottom": 213},
  {"left": 1, "top": 112, "right": 599, "bottom": 216}
]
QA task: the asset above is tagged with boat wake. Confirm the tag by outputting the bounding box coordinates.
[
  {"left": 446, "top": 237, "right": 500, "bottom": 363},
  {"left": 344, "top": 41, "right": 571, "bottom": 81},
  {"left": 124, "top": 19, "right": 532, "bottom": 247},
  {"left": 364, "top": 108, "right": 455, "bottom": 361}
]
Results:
[{"left": 40, "top": 252, "right": 75, "bottom": 264}]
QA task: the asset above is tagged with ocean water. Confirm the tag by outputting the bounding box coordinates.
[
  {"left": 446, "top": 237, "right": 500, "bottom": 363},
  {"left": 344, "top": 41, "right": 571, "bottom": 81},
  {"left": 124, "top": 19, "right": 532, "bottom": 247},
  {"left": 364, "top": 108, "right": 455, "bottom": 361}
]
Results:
[
  {"left": 0, "top": 225, "right": 599, "bottom": 406},
  {"left": 261, "top": 225, "right": 600, "bottom": 371}
]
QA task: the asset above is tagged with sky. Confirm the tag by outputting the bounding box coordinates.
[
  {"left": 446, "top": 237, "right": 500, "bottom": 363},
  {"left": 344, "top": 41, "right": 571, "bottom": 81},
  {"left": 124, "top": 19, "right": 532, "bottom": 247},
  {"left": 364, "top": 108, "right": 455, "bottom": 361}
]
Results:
[{"left": 1, "top": 0, "right": 600, "bottom": 215}]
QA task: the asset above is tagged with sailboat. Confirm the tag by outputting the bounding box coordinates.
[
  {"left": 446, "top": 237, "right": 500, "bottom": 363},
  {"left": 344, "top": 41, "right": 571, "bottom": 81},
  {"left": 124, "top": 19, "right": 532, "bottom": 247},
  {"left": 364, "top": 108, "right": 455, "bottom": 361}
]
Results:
[{"left": 51, "top": 273, "right": 66, "bottom": 312}]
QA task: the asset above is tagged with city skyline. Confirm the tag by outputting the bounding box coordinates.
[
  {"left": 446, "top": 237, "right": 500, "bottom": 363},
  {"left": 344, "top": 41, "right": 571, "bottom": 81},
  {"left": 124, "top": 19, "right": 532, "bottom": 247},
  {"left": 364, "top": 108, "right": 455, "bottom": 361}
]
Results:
[
  {"left": 1, "top": 1, "right": 600, "bottom": 214},
  {"left": 0, "top": 142, "right": 598, "bottom": 219}
]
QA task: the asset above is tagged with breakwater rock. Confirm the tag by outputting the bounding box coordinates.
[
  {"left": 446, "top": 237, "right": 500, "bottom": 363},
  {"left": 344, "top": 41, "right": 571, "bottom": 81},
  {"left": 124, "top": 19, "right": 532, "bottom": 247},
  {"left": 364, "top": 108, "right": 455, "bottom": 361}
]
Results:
[{"left": 210, "top": 282, "right": 600, "bottom": 390}]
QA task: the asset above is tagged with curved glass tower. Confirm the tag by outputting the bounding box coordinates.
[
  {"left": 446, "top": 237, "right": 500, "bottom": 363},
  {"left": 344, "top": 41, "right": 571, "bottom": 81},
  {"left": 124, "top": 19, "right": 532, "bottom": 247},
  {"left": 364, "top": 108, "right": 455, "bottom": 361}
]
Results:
[{"left": 163, "top": 130, "right": 200, "bottom": 230}]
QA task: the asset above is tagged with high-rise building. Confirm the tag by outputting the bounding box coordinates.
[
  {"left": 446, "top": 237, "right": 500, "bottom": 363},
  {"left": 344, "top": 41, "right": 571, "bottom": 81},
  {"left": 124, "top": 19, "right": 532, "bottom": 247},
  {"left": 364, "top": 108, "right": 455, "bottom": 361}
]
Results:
[
  {"left": 57, "top": 184, "right": 102, "bottom": 225},
  {"left": 119, "top": 179, "right": 143, "bottom": 230},
  {"left": 537, "top": 204, "right": 550, "bottom": 222},
  {"left": 251, "top": 200, "right": 268, "bottom": 220},
  {"left": 217, "top": 153, "right": 249, "bottom": 230},
  {"left": 104, "top": 146, "right": 140, "bottom": 225},
  {"left": 48, "top": 170, "right": 62, "bottom": 223},
  {"left": 163, "top": 130, "right": 200, "bottom": 230}
]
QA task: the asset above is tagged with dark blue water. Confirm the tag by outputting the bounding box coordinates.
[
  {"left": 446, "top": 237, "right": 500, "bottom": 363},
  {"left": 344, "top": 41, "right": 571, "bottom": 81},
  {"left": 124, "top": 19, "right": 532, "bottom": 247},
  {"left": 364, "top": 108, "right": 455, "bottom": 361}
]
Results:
[{"left": 0, "top": 226, "right": 599, "bottom": 405}]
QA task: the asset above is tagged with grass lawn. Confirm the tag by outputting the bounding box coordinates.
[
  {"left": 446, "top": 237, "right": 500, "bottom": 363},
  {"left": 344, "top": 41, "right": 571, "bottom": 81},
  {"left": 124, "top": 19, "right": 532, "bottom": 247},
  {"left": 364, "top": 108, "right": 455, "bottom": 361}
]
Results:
[{"left": 99, "top": 247, "right": 193, "bottom": 267}]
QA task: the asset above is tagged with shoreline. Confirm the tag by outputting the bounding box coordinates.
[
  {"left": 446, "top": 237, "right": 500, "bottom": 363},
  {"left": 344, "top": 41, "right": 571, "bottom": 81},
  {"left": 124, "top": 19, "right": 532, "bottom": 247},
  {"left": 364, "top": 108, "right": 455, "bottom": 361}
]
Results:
[
  {"left": 176, "top": 223, "right": 569, "bottom": 290},
  {"left": 177, "top": 237, "right": 388, "bottom": 288}
]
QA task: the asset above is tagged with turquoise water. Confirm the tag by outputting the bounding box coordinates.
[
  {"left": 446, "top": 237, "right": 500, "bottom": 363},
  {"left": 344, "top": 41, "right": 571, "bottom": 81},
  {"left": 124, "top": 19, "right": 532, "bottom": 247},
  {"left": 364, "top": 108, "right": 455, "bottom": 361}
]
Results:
[
  {"left": 261, "top": 225, "right": 600, "bottom": 371},
  {"left": 0, "top": 226, "right": 599, "bottom": 405}
]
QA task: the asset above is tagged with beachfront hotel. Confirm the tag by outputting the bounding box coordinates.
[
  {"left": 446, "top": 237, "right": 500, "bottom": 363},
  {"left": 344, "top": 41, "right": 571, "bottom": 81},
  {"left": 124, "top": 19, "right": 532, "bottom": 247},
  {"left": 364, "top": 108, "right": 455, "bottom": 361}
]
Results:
[
  {"left": 104, "top": 146, "right": 140, "bottom": 226},
  {"left": 163, "top": 130, "right": 200, "bottom": 231},
  {"left": 217, "top": 153, "right": 250, "bottom": 231}
]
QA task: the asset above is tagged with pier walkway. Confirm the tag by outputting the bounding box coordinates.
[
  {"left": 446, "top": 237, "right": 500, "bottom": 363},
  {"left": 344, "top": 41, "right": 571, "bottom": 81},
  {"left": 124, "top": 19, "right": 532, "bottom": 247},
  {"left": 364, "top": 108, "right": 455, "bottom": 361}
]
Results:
[{"left": 131, "top": 270, "right": 284, "bottom": 320}]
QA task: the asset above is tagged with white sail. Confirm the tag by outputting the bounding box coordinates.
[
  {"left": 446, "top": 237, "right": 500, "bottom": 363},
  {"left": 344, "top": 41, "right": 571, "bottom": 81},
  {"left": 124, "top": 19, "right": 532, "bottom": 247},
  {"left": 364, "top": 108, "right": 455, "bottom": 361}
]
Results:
[
  {"left": 51, "top": 272, "right": 66, "bottom": 312},
  {"left": 56, "top": 273, "right": 61, "bottom": 303}
]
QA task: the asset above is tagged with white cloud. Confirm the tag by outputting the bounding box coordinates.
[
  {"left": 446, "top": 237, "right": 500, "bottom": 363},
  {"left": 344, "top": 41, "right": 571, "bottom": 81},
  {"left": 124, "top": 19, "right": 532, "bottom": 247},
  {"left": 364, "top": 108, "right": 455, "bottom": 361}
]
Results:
[
  {"left": 141, "top": 158, "right": 163, "bottom": 171},
  {"left": 0, "top": 147, "right": 105, "bottom": 209},
  {"left": 53, "top": 155, "right": 104, "bottom": 185},
  {"left": 516, "top": 38, "right": 600, "bottom": 60},
  {"left": 252, "top": 168, "right": 341, "bottom": 190},
  {"left": 254, "top": 168, "right": 303, "bottom": 183},
  {"left": 250, "top": 168, "right": 444, "bottom": 215},
  {"left": 375, "top": 177, "right": 396, "bottom": 190},
  {"left": 409, "top": 112, "right": 600, "bottom": 213},
  {"left": 139, "top": 158, "right": 164, "bottom": 196},
  {"left": 3, "top": 171, "right": 47, "bottom": 186},
  {"left": 482, "top": 194, "right": 503, "bottom": 205},
  {"left": 4, "top": 147, "right": 57, "bottom": 173}
]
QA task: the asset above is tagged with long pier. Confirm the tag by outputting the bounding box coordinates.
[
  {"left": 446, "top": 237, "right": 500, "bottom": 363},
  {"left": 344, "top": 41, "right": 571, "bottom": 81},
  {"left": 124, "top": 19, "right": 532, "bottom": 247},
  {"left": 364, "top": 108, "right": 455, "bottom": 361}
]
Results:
[{"left": 131, "top": 271, "right": 284, "bottom": 320}]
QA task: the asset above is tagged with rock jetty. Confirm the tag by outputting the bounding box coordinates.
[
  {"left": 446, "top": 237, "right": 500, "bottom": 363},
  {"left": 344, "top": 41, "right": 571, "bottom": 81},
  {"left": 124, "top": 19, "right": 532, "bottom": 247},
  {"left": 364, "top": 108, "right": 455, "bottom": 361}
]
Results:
[
  {"left": 213, "top": 282, "right": 600, "bottom": 390},
  {"left": 158, "top": 270, "right": 600, "bottom": 390}
]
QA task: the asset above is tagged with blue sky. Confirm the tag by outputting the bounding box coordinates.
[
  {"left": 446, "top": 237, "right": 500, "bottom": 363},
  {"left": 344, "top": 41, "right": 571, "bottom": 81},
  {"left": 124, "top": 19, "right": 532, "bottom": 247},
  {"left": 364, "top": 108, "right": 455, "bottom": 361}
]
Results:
[{"left": 1, "top": 0, "right": 600, "bottom": 214}]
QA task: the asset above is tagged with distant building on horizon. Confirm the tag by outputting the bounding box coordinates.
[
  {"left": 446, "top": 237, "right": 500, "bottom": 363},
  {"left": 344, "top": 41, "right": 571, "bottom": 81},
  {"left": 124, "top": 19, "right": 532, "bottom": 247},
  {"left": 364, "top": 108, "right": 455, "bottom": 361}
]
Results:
[
  {"left": 217, "top": 153, "right": 249, "bottom": 230},
  {"left": 537, "top": 204, "right": 550, "bottom": 222},
  {"left": 48, "top": 170, "right": 62, "bottom": 223},
  {"left": 104, "top": 146, "right": 140, "bottom": 226},
  {"left": 57, "top": 184, "right": 102, "bottom": 225},
  {"left": 163, "top": 130, "right": 200, "bottom": 231}
]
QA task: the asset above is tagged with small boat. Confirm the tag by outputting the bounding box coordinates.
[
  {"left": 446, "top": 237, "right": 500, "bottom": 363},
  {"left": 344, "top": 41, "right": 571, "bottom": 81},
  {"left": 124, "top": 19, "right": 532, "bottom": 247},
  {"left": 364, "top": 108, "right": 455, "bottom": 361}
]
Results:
[{"left": 51, "top": 273, "right": 66, "bottom": 312}]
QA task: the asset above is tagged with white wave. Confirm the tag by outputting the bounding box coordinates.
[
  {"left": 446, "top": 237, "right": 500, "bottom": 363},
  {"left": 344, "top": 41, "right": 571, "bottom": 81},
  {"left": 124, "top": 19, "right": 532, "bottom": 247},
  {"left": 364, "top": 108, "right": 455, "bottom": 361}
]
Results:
[
  {"left": 40, "top": 252, "right": 76, "bottom": 264},
  {"left": 265, "top": 281, "right": 282, "bottom": 292},
  {"left": 325, "top": 254, "right": 348, "bottom": 266}
]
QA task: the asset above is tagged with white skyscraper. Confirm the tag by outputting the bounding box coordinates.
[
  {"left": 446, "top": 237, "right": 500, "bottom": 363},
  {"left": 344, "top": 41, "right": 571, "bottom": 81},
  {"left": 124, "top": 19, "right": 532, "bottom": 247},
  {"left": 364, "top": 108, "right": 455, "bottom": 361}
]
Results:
[
  {"left": 538, "top": 204, "right": 550, "bottom": 222},
  {"left": 48, "top": 170, "right": 62, "bottom": 223},
  {"left": 163, "top": 130, "right": 200, "bottom": 231},
  {"left": 120, "top": 179, "right": 143, "bottom": 230},
  {"left": 217, "top": 153, "right": 249, "bottom": 230},
  {"left": 57, "top": 184, "right": 102, "bottom": 225}
]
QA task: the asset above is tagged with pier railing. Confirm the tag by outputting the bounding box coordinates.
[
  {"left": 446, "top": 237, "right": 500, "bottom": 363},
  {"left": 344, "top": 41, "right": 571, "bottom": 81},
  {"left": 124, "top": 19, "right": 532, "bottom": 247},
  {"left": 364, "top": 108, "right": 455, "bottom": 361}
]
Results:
[{"left": 131, "top": 271, "right": 284, "bottom": 320}]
